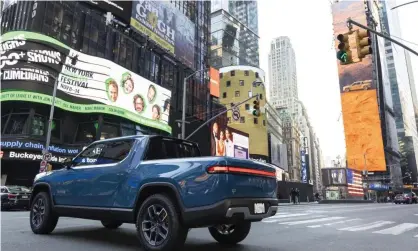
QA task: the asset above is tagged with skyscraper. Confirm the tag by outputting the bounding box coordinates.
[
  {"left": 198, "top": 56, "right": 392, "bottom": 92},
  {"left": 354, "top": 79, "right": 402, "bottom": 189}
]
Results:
[
  {"left": 268, "top": 37, "right": 299, "bottom": 118},
  {"left": 210, "top": 0, "right": 259, "bottom": 68}
]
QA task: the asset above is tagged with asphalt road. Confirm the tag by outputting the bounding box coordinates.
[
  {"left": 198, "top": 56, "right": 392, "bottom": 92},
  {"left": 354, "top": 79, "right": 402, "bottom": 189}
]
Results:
[{"left": 2, "top": 203, "right": 418, "bottom": 251}]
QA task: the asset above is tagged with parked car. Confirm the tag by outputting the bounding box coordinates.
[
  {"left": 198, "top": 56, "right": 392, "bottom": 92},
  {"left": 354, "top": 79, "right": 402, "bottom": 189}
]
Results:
[
  {"left": 30, "top": 135, "right": 278, "bottom": 251},
  {"left": 1, "top": 186, "right": 31, "bottom": 210},
  {"left": 394, "top": 192, "right": 417, "bottom": 204}
]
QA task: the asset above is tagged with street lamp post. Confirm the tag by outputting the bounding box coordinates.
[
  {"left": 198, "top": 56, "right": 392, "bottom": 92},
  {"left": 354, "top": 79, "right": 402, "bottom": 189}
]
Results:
[{"left": 180, "top": 68, "right": 209, "bottom": 139}]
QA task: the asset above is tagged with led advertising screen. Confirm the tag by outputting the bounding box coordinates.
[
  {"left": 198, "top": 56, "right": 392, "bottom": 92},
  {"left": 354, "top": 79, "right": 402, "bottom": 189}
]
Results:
[
  {"left": 0, "top": 31, "right": 172, "bottom": 133},
  {"left": 332, "top": 1, "right": 386, "bottom": 171},
  {"left": 85, "top": 1, "right": 133, "bottom": 24},
  {"left": 210, "top": 117, "right": 249, "bottom": 159},
  {"left": 209, "top": 67, "right": 220, "bottom": 98},
  {"left": 130, "top": 0, "right": 195, "bottom": 69},
  {"left": 322, "top": 168, "right": 348, "bottom": 186}
]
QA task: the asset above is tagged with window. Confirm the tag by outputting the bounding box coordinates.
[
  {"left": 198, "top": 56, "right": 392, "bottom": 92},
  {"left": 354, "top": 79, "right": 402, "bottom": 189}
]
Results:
[
  {"left": 75, "top": 122, "right": 98, "bottom": 143},
  {"left": 240, "top": 116, "right": 245, "bottom": 123},
  {"left": 239, "top": 80, "right": 244, "bottom": 86},
  {"left": 223, "top": 92, "right": 227, "bottom": 98},
  {"left": 121, "top": 123, "right": 136, "bottom": 136},
  {"left": 235, "top": 91, "right": 240, "bottom": 97},
  {"left": 245, "top": 104, "right": 250, "bottom": 110},
  {"left": 227, "top": 117, "right": 231, "bottom": 123},
  {"left": 31, "top": 116, "right": 46, "bottom": 136},
  {"left": 3, "top": 114, "right": 29, "bottom": 135},
  {"left": 231, "top": 70, "right": 235, "bottom": 76},
  {"left": 145, "top": 137, "right": 201, "bottom": 160},
  {"left": 254, "top": 118, "right": 258, "bottom": 124},
  {"left": 263, "top": 120, "right": 266, "bottom": 126},
  {"left": 255, "top": 72, "right": 259, "bottom": 78},
  {"left": 72, "top": 139, "right": 134, "bottom": 167},
  {"left": 220, "top": 73, "right": 223, "bottom": 78},
  {"left": 101, "top": 123, "right": 120, "bottom": 139},
  {"left": 226, "top": 81, "right": 231, "bottom": 87},
  {"left": 259, "top": 94, "right": 263, "bottom": 100},
  {"left": 244, "top": 70, "right": 249, "bottom": 76}
]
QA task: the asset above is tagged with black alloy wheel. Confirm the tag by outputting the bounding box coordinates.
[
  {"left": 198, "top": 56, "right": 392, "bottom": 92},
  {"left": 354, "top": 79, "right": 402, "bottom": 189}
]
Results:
[
  {"left": 29, "top": 192, "right": 59, "bottom": 234},
  {"left": 208, "top": 221, "right": 251, "bottom": 245},
  {"left": 136, "top": 194, "right": 188, "bottom": 251}
]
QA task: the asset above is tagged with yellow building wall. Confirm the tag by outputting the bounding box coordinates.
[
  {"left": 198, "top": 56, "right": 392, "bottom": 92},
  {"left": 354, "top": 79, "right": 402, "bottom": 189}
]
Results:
[{"left": 219, "top": 67, "right": 268, "bottom": 158}]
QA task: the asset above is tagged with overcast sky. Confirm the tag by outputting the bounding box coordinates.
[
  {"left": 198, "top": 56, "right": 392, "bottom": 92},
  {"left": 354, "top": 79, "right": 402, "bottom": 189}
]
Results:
[{"left": 258, "top": 0, "right": 418, "bottom": 165}]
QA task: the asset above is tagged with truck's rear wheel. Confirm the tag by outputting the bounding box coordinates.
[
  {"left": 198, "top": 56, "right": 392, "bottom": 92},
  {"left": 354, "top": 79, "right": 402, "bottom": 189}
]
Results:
[
  {"left": 136, "top": 194, "right": 188, "bottom": 251},
  {"left": 208, "top": 221, "right": 251, "bottom": 245}
]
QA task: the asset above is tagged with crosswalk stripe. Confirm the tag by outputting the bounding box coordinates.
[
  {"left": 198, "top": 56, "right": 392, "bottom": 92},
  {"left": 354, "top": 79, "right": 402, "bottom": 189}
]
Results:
[
  {"left": 269, "top": 213, "right": 310, "bottom": 219},
  {"left": 280, "top": 217, "right": 345, "bottom": 226},
  {"left": 338, "top": 221, "right": 394, "bottom": 232},
  {"left": 373, "top": 223, "right": 418, "bottom": 235},
  {"left": 307, "top": 225, "right": 322, "bottom": 228},
  {"left": 415, "top": 234, "right": 418, "bottom": 238},
  {"left": 323, "top": 218, "right": 360, "bottom": 226}
]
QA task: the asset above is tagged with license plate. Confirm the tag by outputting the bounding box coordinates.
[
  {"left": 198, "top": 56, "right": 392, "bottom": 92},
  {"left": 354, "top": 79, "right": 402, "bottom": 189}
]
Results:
[
  {"left": 22, "top": 196, "right": 28, "bottom": 199},
  {"left": 254, "top": 203, "right": 265, "bottom": 214}
]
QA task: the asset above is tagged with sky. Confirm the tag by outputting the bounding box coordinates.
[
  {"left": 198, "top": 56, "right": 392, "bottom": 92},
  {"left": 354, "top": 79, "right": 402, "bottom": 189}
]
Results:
[{"left": 257, "top": 0, "right": 418, "bottom": 165}]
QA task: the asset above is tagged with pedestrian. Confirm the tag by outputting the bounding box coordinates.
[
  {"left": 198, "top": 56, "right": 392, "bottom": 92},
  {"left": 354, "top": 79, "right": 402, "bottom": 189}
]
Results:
[
  {"left": 290, "top": 188, "right": 296, "bottom": 204},
  {"left": 296, "top": 188, "right": 300, "bottom": 204}
]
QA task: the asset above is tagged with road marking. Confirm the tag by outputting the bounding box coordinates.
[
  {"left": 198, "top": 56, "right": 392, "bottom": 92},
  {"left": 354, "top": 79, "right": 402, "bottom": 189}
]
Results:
[
  {"left": 280, "top": 216, "right": 345, "bottom": 226},
  {"left": 269, "top": 213, "right": 310, "bottom": 219},
  {"left": 373, "top": 223, "right": 418, "bottom": 235},
  {"left": 263, "top": 215, "right": 326, "bottom": 223},
  {"left": 307, "top": 225, "right": 322, "bottom": 228},
  {"left": 323, "top": 218, "right": 361, "bottom": 226},
  {"left": 338, "top": 221, "right": 394, "bottom": 232}
]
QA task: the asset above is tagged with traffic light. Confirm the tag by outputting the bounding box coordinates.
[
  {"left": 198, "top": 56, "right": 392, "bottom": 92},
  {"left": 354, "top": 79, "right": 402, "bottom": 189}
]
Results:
[
  {"left": 252, "top": 98, "right": 260, "bottom": 117},
  {"left": 355, "top": 30, "right": 372, "bottom": 59},
  {"left": 336, "top": 33, "right": 352, "bottom": 64}
]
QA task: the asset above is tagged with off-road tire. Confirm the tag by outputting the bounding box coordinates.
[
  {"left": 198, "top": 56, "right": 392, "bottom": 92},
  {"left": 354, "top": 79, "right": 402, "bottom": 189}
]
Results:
[
  {"left": 30, "top": 192, "right": 59, "bottom": 234},
  {"left": 136, "top": 194, "right": 188, "bottom": 251},
  {"left": 208, "top": 221, "right": 251, "bottom": 245},
  {"left": 101, "top": 220, "right": 123, "bottom": 229}
]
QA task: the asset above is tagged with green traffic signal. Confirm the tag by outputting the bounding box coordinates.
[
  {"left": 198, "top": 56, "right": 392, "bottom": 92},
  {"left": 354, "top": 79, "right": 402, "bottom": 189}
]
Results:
[
  {"left": 337, "top": 51, "right": 348, "bottom": 63},
  {"left": 252, "top": 99, "right": 260, "bottom": 117},
  {"left": 336, "top": 33, "right": 351, "bottom": 64}
]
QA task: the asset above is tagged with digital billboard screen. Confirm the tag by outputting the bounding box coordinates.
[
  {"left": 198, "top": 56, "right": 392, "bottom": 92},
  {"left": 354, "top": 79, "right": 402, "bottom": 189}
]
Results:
[
  {"left": 210, "top": 118, "right": 249, "bottom": 159},
  {"left": 1, "top": 31, "right": 172, "bottom": 133},
  {"left": 130, "top": 0, "right": 195, "bottom": 69},
  {"left": 332, "top": 0, "right": 386, "bottom": 172}
]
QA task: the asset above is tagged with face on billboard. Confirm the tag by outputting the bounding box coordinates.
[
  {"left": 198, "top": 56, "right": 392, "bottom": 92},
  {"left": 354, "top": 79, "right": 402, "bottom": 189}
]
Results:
[
  {"left": 210, "top": 117, "right": 249, "bottom": 159},
  {"left": 0, "top": 31, "right": 172, "bottom": 133},
  {"left": 332, "top": 1, "right": 386, "bottom": 172}
]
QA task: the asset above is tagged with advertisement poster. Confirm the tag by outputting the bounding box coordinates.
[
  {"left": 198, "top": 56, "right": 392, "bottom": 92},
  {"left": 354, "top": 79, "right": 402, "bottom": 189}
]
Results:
[
  {"left": 0, "top": 31, "right": 171, "bottom": 133},
  {"left": 331, "top": 169, "right": 347, "bottom": 185},
  {"left": 332, "top": 1, "right": 386, "bottom": 171},
  {"left": 210, "top": 117, "right": 249, "bottom": 159},
  {"left": 301, "top": 150, "right": 307, "bottom": 183},
  {"left": 209, "top": 67, "right": 220, "bottom": 98},
  {"left": 130, "top": 0, "right": 195, "bottom": 69}
]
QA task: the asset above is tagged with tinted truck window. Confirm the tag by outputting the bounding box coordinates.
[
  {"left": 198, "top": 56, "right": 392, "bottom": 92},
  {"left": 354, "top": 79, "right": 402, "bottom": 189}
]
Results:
[
  {"left": 145, "top": 137, "right": 201, "bottom": 160},
  {"left": 73, "top": 139, "right": 134, "bottom": 166}
]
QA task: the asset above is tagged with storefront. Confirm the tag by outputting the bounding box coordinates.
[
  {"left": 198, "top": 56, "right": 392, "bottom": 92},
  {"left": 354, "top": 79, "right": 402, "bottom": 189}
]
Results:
[{"left": 0, "top": 139, "right": 83, "bottom": 187}]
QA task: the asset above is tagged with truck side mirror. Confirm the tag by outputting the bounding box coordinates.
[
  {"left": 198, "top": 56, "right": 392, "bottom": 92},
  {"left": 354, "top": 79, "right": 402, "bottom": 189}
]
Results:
[{"left": 63, "top": 158, "right": 73, "bottom": 169}]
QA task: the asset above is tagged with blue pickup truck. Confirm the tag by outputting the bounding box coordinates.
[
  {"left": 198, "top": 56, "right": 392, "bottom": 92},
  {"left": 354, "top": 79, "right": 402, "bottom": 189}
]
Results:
[{"left": 30, "top": 135, "right": 278, "bottom": 251}]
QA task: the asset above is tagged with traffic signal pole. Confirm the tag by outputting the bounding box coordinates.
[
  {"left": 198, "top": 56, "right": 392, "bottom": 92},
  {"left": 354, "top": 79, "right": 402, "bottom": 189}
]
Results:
[
  {"left": 346, "top": 18, "right": 418, "bottom": 57},
  {"left": 185, "top": 94, "right": 260, "bottom": 141}
]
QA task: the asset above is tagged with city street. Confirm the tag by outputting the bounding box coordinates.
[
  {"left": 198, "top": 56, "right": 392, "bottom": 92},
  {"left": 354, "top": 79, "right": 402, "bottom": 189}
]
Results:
[{"left": 2, "top": 203, "right": 418, "bottom": 251}]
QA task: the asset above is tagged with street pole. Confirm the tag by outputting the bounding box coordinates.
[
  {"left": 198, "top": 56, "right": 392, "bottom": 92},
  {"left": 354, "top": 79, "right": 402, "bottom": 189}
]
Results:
[
  {"left": 185, "top": 94, "right": 259, "bottom": 141},
  {"left": 43, "top": 76, "right": 58, "bottom": 159},
  {"left": 364, "top": 153, "right": 368, "bottom": 200},
  {"left": 346, "top": 18, "right": 418, "bottom": 57},
  {"left": 181, "top": 68, "right": 209, "bottom": 139},
  {"left": 391, "top": 1, "right": 418, "bottom": 10}
]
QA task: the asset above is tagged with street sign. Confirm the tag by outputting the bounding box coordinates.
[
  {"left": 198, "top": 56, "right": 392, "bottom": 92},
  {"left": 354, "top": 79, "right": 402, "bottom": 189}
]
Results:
[
  {"left": 39, "top": 160, "right": 47, "bottom": 173},
  {"left": 232, "top": 110, "right": 240, "bottom": 121},
  {"left": 43, "top": 153, "right": 52, "bottom": 161}
]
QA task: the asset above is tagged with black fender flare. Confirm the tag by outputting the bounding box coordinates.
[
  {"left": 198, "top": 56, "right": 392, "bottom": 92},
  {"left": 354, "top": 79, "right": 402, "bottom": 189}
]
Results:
[{"left": 30, "top": 182, "right": 55, "bottom": 207}]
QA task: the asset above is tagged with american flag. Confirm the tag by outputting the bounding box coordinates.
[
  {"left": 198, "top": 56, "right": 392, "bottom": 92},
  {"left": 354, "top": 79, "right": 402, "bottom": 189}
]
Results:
[{"left": 346, "top": 169, "right": 364, "bottom": 196}]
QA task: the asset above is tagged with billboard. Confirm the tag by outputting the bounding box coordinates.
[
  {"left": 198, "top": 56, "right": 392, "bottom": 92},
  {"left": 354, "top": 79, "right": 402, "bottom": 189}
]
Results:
[
  {"left": 269, "top": 133, "right": 288, "bottom": 172},
  {"left": 209, "top": 67, "right": 220, "bottom": 98},
  {"left": 322, "top": 168, "right": 347, "bottom": 186},
  {"left": 0, "top": 31, "right": 171, "bottom": 133},
  {"left": 301, "top": 150, "right": 308, "bottom": 183},
  {"left": 86, "top": 1, "right": 133, "bottom": 24},
  {"left": 332, "top": 1, "right": 386, "bottom": 172},
  {"left": 130, "top": 0, "right": 195, "bottom": 69},
  {"left": 210, "top": 118, "right": 249, "bottom": 158}
]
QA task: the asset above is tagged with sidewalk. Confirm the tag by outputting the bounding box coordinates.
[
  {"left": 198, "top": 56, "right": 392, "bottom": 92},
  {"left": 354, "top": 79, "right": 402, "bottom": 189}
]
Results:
[{"left": 278, "top": 202, "right": 318, "bottom": 206}]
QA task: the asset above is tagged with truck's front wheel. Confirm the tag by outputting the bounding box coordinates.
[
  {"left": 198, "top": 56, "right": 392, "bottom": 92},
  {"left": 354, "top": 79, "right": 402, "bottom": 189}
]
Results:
[
  {"left": 136, "top": 194, "right": 188, "bottom": 251},
  {"left": 209, "top": 221, "right": 251, "bottom": 245}
]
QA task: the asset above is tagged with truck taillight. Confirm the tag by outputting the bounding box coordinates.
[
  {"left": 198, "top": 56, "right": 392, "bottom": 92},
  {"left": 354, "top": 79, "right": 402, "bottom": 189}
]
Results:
[
  {"left": 8, "top": 194, "right": 17, "bottom": 199},
  {"left": 207, "top": 166, "right": 276, "bottom": 178}
]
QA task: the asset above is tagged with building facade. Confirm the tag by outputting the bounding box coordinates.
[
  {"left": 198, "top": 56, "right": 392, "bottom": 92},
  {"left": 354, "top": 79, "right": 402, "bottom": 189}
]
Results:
[
  {"left": 218, "top": 66, "right": 269, "bottom": 161},
  {"left": 268, "top": 37, "right": 299, "bottom": 118},
  {"left": 0, "top": 1, "right": 212, "bottom": 187},
  {"left": 280, "top": 110, "right": 301, "bottom": 181},
  {"left": 381, "top": 0, "right": 418, "bottom": 184}
]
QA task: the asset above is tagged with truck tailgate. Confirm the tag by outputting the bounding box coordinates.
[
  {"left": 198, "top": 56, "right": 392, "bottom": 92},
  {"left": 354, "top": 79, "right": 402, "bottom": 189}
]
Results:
[{"left": 207, "top": 157, "right": 277, "bottom": 199}]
